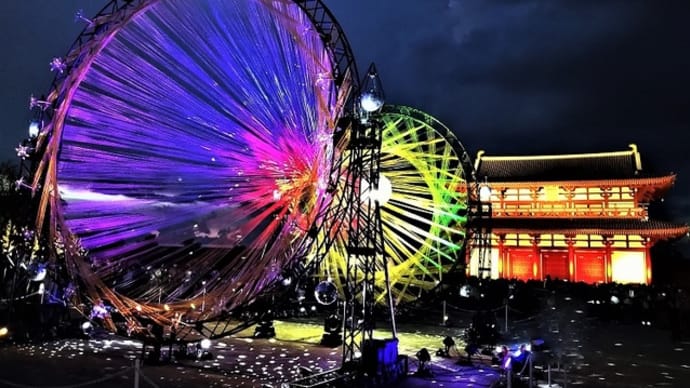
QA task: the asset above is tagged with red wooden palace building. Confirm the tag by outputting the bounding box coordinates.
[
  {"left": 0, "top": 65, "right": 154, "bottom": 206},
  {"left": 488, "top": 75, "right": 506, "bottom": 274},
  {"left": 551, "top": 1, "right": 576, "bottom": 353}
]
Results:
[{"left": 467, "top": 144, "right": 688, "bottom": 285}]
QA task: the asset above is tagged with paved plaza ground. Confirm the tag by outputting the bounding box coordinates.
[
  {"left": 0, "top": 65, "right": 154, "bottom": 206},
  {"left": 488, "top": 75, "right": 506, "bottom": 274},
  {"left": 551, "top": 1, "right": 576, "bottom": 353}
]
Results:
[
  {"left": 0, "top": 320, "right": 499, "bottom": 388},
  {"left": 1, "top": 297, "right": 690, "bottom": 387}
]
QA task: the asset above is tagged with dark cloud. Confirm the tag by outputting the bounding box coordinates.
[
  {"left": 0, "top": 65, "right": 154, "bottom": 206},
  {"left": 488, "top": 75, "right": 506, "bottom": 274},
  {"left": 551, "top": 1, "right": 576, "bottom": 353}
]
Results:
[
  {"left": 328, "top": 0, "right": 690, "bottom": 223},
  {"left": 1, "top": 0, "right": 688, "bottom": 223}
]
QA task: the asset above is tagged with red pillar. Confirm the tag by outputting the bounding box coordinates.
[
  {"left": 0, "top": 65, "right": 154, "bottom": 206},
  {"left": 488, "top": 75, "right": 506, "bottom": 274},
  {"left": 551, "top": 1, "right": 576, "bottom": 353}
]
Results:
[
  {"left": 497, "top": 234, "right": 506, "bottom": 278},
  {"left": 644, "top": 238, "right": 652, "bottom": 285},
  {"left": 603, "top": 238, "right": 613, "bottom": 283},
  {"left": 504, "top": 246, "right": 510, "bottom": 279},
  {"left": 566, "top": 236, "right": 575, "bottom": 282},
  {"left": 531, "top": 235, "right": 541, "bottom": 280}
]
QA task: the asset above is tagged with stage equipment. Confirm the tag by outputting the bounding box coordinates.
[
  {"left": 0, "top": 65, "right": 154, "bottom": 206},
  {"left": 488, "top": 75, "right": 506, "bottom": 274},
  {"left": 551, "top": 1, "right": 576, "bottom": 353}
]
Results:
[
  {"left": 341, "top": 64, "right": 390, "bottom": 364},
  {"left": 314, "top": 279, "right": 338, "bottom": 306},
  {"left": 469, "top": 178, "right": 493, "bottom": 279},
  {"left": 81, "top": 321, "right": 93, "bottom": 336},
  {"left": 320, "top": 314, "right": 342, "bottom": 347},
  {"left": 436, "top": 335, "right": 455, "bottom": 357},
  {"left": 254, "top": 314, "right": 276, "bottom": 339},
  {"left": 28, "top": 0, "right": 357, "bottom": 339},
  {"left": 415, "top": 347, "right": 432, "bottom": 376},
  {"left": 362, "top": 338, "right": 400, "bottom": 376}
]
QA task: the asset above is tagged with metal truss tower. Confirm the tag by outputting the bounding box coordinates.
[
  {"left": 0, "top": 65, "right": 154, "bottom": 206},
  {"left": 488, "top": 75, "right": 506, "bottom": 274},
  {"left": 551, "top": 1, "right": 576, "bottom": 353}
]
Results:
[
  {"left": 468, "top": 178, "right": 493, "bottom": 279},
  {"left": 341, "top": 64, "right": 396, "bottom": 364}
]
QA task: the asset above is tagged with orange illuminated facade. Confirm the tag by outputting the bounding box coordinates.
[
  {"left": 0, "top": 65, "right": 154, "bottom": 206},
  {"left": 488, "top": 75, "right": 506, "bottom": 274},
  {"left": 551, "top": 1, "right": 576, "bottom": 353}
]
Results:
[{"left": 467, "top": 144, "right": 689, "bottom": 285}]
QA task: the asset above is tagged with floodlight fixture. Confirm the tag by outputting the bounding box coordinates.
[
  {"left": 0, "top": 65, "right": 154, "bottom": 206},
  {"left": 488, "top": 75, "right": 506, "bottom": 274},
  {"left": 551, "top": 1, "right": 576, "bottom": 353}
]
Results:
[
  {"left": 31, "top": 265, "right": 47, "bottom": 282},
  {"left": 479, "top": 184, "right": 492, "bottom": 202},
  {"left": 28, "top": 121, "right": 41, "bottom": 137}
]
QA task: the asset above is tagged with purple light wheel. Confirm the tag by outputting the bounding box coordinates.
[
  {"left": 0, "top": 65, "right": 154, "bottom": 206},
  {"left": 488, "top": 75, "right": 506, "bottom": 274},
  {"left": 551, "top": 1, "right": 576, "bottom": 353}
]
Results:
[{"left": 32, "top": 0, "right": 356, "bottom": 336}]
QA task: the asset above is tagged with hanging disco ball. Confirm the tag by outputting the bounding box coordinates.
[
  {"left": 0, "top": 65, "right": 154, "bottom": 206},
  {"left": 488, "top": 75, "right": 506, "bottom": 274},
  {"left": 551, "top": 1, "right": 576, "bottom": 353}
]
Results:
[
  {"left": 360, "top": 91, "right": 384, "bottom": 113},
  {"left": 314, "top": 280, "right": 338, "bottom": 305}
]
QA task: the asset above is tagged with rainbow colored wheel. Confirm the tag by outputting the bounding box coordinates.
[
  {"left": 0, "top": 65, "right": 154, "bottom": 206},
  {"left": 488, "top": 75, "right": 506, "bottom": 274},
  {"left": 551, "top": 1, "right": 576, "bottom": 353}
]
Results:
[
  {"left": 31, "top": 0, "right": 356, "bottom": 335},
  {"left": 315, "top": 105, "right": 472, "bottom": 305}
]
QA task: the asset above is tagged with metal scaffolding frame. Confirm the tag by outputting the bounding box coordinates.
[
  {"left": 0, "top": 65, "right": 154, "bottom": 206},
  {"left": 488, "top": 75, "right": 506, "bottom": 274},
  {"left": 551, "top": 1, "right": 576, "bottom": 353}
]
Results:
[
  {"left": 468, "top": 179, "right": 493, "bottom": 279},
  {"left": 341, "top": 65, "right": 396, "bottom": 364}
]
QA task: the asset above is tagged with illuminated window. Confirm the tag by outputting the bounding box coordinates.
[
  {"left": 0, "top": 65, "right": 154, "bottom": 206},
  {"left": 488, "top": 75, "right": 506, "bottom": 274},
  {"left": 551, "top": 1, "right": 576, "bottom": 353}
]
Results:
[
  {"left": 544, "top": 185, "right": 559, "bottom": 201},
  {"left": 611, "top": 251, "right": 646, "bottom": 284}
]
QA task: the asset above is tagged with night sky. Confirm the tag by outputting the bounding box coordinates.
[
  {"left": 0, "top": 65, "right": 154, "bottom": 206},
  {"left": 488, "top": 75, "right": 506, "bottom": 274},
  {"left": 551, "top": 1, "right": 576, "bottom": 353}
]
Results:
[{"left": 1, "top": 1, "right": 689, "bottom": 225}]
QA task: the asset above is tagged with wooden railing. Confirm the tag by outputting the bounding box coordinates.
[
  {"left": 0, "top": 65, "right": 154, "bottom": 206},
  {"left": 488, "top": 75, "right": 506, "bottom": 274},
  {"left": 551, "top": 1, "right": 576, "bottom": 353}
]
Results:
[{"left": 492, "top": 200, "right": 645, "bottom": 218}]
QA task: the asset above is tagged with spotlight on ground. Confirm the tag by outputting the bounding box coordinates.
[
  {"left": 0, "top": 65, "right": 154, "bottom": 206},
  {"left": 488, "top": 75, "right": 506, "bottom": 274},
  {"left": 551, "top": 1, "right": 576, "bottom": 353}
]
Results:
[
  {"left": 81, "top": 321, "right": 93, "bottom": 336},
  {"left": 415, "top": 348, "right": 432, "bottom": 377},
  {"left": 320, "top": 314, "right": 342, "bottom": 347},
  {"left": 460, "top": 284, "right": 472, "bottom": 298},
  {"left": 194, "top": 339, "right": 213, "bottom": 360},
  {"left": 254, "top": 313, "right": 276, "bottom": 338},
  {"left": 436, "top": 336, "right": 455, "bottom": 357}
]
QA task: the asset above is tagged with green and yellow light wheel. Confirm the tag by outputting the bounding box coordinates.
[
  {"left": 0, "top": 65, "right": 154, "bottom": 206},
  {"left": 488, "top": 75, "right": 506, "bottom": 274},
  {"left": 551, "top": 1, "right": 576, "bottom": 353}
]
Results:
[{"left": 316, "top": 105, "right": 472, "bottom": 306}]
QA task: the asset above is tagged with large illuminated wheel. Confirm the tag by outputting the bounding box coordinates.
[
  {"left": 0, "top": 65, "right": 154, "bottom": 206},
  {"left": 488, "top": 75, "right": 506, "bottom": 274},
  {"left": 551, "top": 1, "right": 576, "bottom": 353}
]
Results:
[
  {"left": 316, "top": 105, "right": 472, "bottom": 306},
  {"left": 31, "top": 0, "right": 356, "bottom": 336}
]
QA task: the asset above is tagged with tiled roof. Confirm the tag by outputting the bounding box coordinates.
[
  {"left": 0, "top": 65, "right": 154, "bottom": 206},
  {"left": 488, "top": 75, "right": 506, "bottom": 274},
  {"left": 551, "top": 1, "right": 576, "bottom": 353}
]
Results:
[
  {"left": 475, "top": 144, "right": 646, "bottom": 182},
  {"left": 472, "top": 217, "right": 689, "bottom": 240}
]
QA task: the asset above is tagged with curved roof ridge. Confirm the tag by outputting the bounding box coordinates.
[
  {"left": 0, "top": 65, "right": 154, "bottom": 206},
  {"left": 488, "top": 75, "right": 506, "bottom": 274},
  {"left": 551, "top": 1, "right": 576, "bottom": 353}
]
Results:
[
  {"left": 475, "top": 144, "right": 647, "bottom": 182},
  {"left": 479, "top": 148, "right": 636, "bottom": 161}
]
